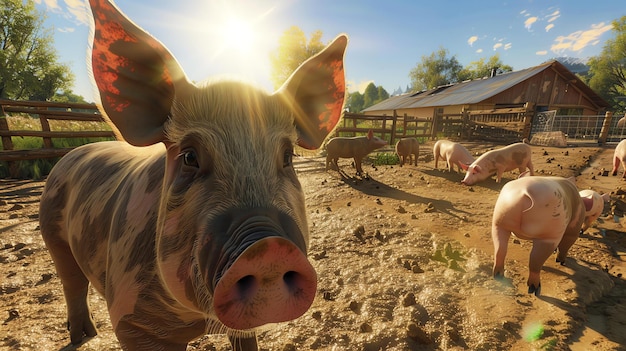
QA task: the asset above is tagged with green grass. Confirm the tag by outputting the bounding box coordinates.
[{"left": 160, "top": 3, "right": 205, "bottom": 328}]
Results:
[{"left": 1, "top": 116, "right": 114, "bottom": 179}]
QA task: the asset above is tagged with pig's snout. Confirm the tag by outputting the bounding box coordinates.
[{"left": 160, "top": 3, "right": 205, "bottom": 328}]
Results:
[{"left": 213, "top": 236, "right": 317, "bottom": 330}]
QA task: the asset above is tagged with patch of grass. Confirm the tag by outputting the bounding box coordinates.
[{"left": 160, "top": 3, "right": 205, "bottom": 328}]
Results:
[
  {"left": 372, "top": 152, "right": 399, "bottom": 166},
  {"left": 1, "top": 116, "right": 114, "bottom": 179}
]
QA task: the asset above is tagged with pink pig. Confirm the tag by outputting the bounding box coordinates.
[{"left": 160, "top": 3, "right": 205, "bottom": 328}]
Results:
[
  {"left": 395, "top": 137, "right": 419, "bottom": 166},
  {"left": 326, "top": 130, "right": 387, "bottom": 174},
  {"left": 579, "top": 189, "right": 610, "bottom": 232},
  {"left": 611, "top": 139, "right": 626, "bottom": 178},
  {"left": 491, "top": 176, "right": 585, "bottom": 295},
  {"left": 462, "top": 142, "right": 533, "bottom": 185},
  {"left": 433, "top": 140, "right": 475, "bottom": 173}
]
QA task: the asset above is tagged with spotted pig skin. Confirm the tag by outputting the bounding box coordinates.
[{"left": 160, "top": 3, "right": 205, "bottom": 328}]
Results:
[{"left": 39, "top": 1, "right": 348, "bottom": 350}]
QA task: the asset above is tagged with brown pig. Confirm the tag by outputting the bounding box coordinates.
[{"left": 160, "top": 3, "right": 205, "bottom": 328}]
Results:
[
  {"left": 611, "top": 139, "right": 626, "bottom": 178},
  {"left": 461, "top": 142, "right": 534, "bottom": 185},
  {"left": 326, "top": 130, "right": 387, "bottom": 174},
  {"left": 38, "top": 1, "right": 348, "bottom": 350},
  {"left": 395, "top": 137, "right": 419, "bottom": 166},
  {"left": 579, "top": 189, "right": 610, "bottom": 232},
  {"left": 491, "top": 175, "right": 585, "bottom": 296},
  {"left": 433, "top": 139, "right": 474, "bottom": 173}
]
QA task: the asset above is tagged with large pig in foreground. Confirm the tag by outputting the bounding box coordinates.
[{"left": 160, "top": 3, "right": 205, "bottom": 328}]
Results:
[
  {"left": 433, "top": 139, "right": 475, "bottom": 173},
  {"left": 326, "top": 130, "right": 387, "bottom": 174},
  {"left": 461, "top": 142, "right": 534, "bottom": 185},
  {"left": 38, "top": 1, "right": 347, "bottom": 350},
  {"left": 611, "top": 139, "right": 626, "bottom": 178},
  {"left": 491, "top": 176, "right": 585, "bottom": 296},
  {"left": 395, "top": 137, "right": 419, "bottom": 166},
  {"left": 579, "top": 189, "right": 610, "bottom": 232}
]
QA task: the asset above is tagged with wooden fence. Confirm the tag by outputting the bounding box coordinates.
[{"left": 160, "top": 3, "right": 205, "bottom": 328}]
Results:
[
  {"left": 336, "top": 106, "right": 535, "bottom": 145},
  {"left": 0, "top": 99, "right": 115, "bottom": 176}
]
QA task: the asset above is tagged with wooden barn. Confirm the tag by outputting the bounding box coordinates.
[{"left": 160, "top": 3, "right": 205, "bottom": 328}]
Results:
[{"left": 362, "top": 59, "right": 609, "bottom": 120}]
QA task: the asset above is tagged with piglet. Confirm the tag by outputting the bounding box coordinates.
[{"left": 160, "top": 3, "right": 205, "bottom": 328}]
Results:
[
  {"left": 39, "top": 1, "right": 348, "bottom": 350},
  {"left": 461, "top": 142, "right": 533, "bottom": 185},
  {"left": 579, "top": 189, "right": 610, "bottom": 232},
  {"left": 491, "top": 176, "right": 585, "bottom": 296},
  {"left": 612, "top": 139, "right": 626, "bottom": 178},
  {"left": 433, "top": 139, "right": 474, "bottom": 173},
  {"left": 395, "top": 137, "right": 419, "bottom": 166},
  {"left": 326, "top": 130, "right": 387, "bottom": 174}
]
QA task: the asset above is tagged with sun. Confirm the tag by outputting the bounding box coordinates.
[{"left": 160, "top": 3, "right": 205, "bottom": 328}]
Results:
[{"left": 219, "top": 17, "right": 257, "bottom": 54}]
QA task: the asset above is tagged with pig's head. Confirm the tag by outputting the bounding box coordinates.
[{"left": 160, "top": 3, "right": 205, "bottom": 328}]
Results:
[
  {"left": 89, "top": 0, "right": 346, "bottom": 331},
  {"left": 367, "top": 129, "right": 388, "bottom": 149},
  {"left": 461, "top": 164, "right": 483, "bottom": 185}
]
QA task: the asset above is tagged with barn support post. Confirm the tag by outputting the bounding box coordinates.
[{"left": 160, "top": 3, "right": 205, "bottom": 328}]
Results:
[
  {"left": 521, "top": 102, "right": 534, "bottom": 141},
  {"left": 390, "top": 110, "right": 398, "bottom": 145},
  {"left": 598, "top": 111, "right": 614, "bottom": 145}
]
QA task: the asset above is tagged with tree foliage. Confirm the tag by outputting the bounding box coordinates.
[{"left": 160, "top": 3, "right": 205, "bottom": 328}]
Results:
[
  {"left": 457, "top": 54, "right": 513, "bottom": 81},
  {"left": 587, "top": 16, "right": 626, "bottom": 113},
  {"left": 269, "top": 26, "right": 325, "bottom": 90},
  {"left": 408, "top": 47, "right": 462, "bottom": 92},
  {"left": 345, "top": 82, "right": 389, "bottom": 112},
  {"left": 0, "top": 0, "right": 74, "bottom": 100}
]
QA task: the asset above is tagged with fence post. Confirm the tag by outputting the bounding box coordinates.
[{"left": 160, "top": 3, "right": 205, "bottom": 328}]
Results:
[
  {"left": 521, "top": 102, "right": 534, "bottom": 141},
  {"left": 0, "top": 103, "right": 19, "bottom": 177},
  {"left": 598, "top": 111, "right": 614, "bottom": 145},
  {"left": 390, "top": 110, "right": 398, "bottom": 145}
]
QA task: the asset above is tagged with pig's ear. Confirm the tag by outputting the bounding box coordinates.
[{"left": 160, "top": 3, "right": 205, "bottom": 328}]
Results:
[
  {"left": 367, "top": 130, "right": 373, "bottom": 140},
  {"left": 602, "top": 193, "right": 611, "bottom": 202},
  {"left": 277, "top": 35, "right": 348, "bottom": 150},
  {"left": 89, "top": 0, "right": 194, "bottom": 146},
  {"left": 459, "top": 162, "right": 469, "bottom": 171},
  {"left": 473, "top": 165, "right": 482, "bottom": 174},
  {"left": 518, "top": 171, "right": 531, "bottom": 178},
  {"left": 581, "top": 196, "right": 594, "bottom": 211}
]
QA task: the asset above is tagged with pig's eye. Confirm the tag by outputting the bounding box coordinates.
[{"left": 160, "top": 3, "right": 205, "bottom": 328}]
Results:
[
  {"left": 182, "top": 150, "right": 199, "bottom": 168},
  {"left": 283, "top": 148, "right": 294, "bottom": 168}
]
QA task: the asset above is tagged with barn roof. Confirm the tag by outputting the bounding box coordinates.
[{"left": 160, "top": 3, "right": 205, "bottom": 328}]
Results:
[{"left": 363, "top": 60, "right": 609, "bottom": 112}]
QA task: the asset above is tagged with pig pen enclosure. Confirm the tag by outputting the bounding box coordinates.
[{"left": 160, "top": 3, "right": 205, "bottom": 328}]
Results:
[{"left": 2, "top": 140, "right": 626, "bottom": 351}]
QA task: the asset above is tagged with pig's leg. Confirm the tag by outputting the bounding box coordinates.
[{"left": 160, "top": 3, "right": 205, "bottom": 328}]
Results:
[
  {"left": 555, "top": 229, "right": 579, "bottom": 265},
  {"left": 354, "top": 157, "right": 364, "bottom": 174},
  {"left": 116, "top": 321, "right": 187, "bottom": 351},
  {"left": 621, "top": 157, "right": 626, "bottom": 179},
  {"left": 433, "top": 148, "right": 439, "bottom": 169},
  {"left": 491, "top": 226, "right": 511, "bottom": 279},
  {"left": 326, "top": 155, "right": 331, "bottom": 170},
  {"left": 399, "top": 155, "right": 405, "bottom": 166},
  {"left": 229, "top": 334, "right": 259, "bottom": 351},
  {"left": 43, "top": 238, "right": 98, "bottom": 344},
  {"left": 612, "top": 156, "right": 620, "bottom": 176},
  {"left": 527, "top": 159, "right": 535, "bottom": 176},
  {"left": 495, "top": 168, "right": 504, "bottom": 183},
  {"left": 527, "top": 238, "right": 558, "bottom": 296}
]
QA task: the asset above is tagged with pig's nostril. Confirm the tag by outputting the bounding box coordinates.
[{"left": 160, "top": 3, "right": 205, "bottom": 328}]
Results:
[
  {"left": 283, "top": 270, "right": 305, "bottom": 293},
  {"left": 236, "top": 275, "right": 257, "bottom": 299}
]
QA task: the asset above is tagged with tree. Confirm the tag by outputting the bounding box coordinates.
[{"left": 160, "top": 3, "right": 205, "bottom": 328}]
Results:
[
  {"left": 457, "top": 54, "right": 513, "bottom": 81},
  {"left": 587, "top": 16, "right": 626, "bottom": 113},
  {"left": 345, "top": 83, "right": 390, "bottom": 112},
  {"left": 269, "top": 26, "right": 325, "bottom": 90},
  {"left": 1, "top": 0, "right": 75, "bottom": 100},
  {"left": 408, "top": 47, "right": 462, "bottom": 92}
]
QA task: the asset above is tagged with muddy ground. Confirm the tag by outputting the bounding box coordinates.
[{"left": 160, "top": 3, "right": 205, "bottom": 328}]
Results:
[{"left": 1, "top": 141, "right": 625, "bottom": 351}]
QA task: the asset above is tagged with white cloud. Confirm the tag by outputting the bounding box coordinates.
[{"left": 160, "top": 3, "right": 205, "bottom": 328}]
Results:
[
  {"left": 35, "top": 0, "right": 60, "bottom": 10},
  {"left": 504, "top": 43, "right": 512, "bottom": 50},
  {"left": 35, "top": 0, "right": 91, "bottom": 25},
  {"left": 551, "top": 22, "right": 613, "bottom": 53},
  {"left": 468, "top": 36, "right": 478, "bottom": 46},
  {"left": 58, "top": 27, "right": 76, "bottom": 33},
  {"left": 547, "top": 10, "right": 560, "bottom": 22},
  {"left": 536, "top": 50, "right": 548, "bottom": 55},
  {"left": 525, "top": 16, "right": 538, "bottom": 30},
  {"left": 545, "top": 24, "right": 555, "bottom": 32},
  {"left": 493, "top": 43, "right": 503, "bottom": 50},
  {"left": 476, "top": 48, "right": 483, "bottom": 53}
]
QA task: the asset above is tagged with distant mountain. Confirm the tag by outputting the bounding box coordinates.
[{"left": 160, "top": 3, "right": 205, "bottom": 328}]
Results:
[{"left": 553, "top": 57, "right": 590, "bottom": 74}]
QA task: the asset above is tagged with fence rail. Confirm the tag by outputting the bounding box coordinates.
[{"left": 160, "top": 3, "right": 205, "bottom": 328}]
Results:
[{"left": 0, "top": 99, "right": 116, "bottom": 176}]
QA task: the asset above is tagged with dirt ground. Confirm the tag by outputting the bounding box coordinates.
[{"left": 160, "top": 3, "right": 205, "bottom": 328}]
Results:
[{"left": 1, "top": 140, "right": 625, "bottom": 351}]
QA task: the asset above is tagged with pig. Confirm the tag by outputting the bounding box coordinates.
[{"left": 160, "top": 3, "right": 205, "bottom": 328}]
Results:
[
  {"left": 491, "top": 176, "right": 585, "bottom": 296},
  {"left": 432, "top": 139, "right": 475, "bottom": 173},
  {"left": 38, "top": 1, "right": 347, "bottom": 350},
  {"left": 579, "top": 189, "right": 611, "bottom": 232},
  {"left": 611, "top": 139, "right": 626, "bottom": 178},
  {"left": 461, "top": 142, "right": 534, "bottom": 185},
  {"left": 395, "top": 137, "right": 419, "bottom": 166},
  {"left": 325, "top": 129, "right": 387, "bottom": 174}
]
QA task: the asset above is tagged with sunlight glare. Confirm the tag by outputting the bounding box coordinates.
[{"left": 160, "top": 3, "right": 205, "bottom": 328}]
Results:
[{"left": 219, "top": 17, "right": 256, "bottom": 54}]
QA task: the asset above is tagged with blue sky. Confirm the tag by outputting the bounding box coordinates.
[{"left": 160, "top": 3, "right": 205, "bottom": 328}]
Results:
[{"left": 35, "top": 0, "right": 622, "bottom": 102}]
